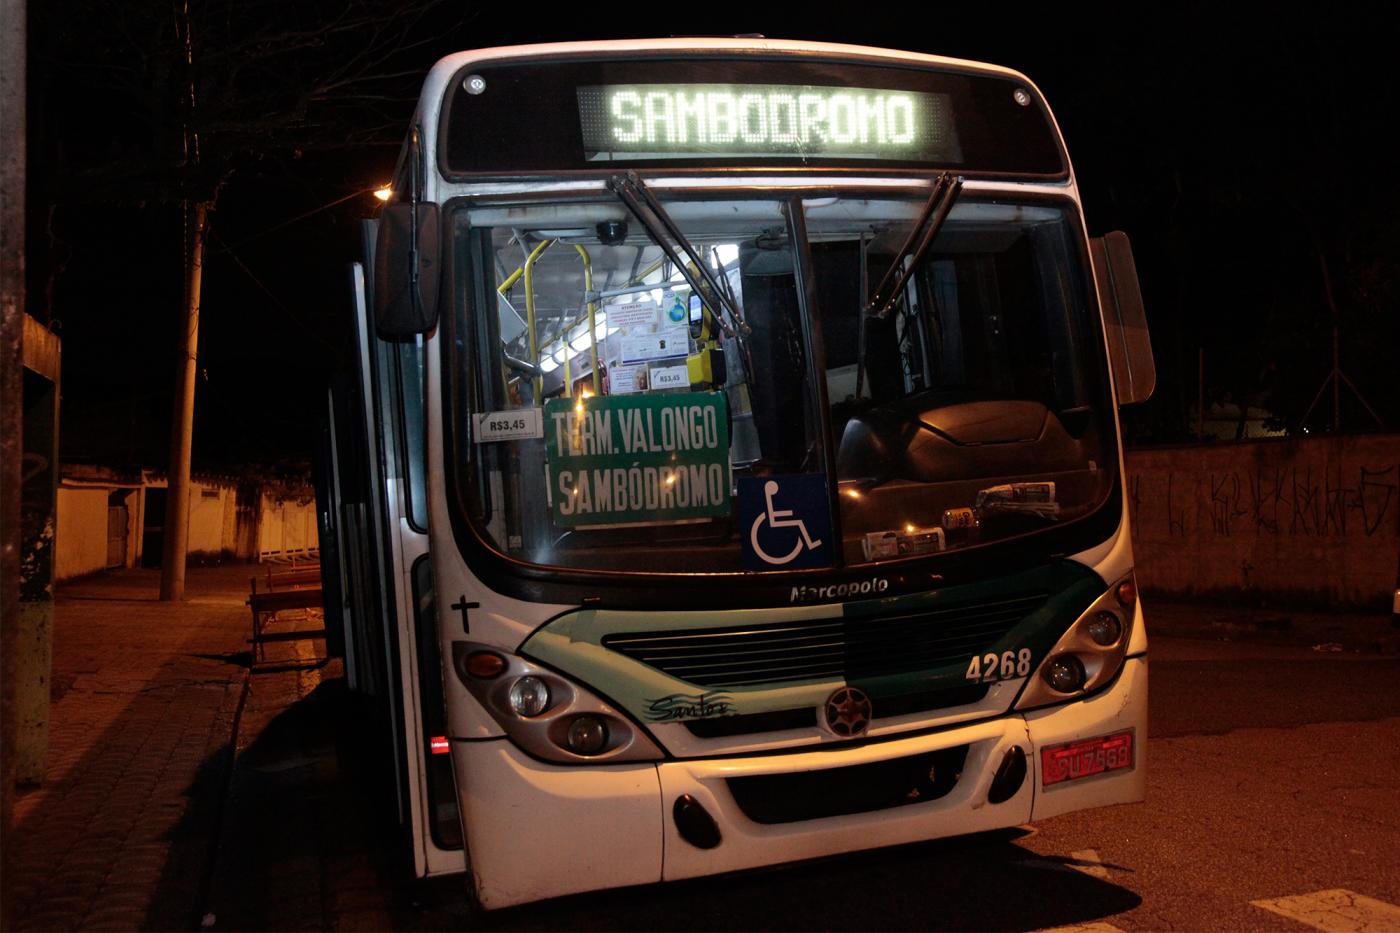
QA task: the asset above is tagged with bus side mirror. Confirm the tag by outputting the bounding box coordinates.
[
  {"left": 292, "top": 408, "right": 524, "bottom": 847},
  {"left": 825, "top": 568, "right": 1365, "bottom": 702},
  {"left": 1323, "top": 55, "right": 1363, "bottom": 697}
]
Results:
[
  {"left": 1090, "top": 231, "right": 1155, "bottom": 406},
  {"left": 374, "top": 202, "right": 441, "bottom": 337}
]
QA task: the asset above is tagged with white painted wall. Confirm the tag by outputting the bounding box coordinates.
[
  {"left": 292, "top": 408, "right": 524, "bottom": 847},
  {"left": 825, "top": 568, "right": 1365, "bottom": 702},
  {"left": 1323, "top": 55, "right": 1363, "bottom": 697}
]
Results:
[
  {"left": 187, "top": 484, "right": 230, "bottom": 556},
  {"left": 57, "top": 474, "right": 317, "bottom": 578},
  {"left": 257, "top": 492, "right": 319, "bottom": 558},
  {"left": 55, "top": 487, "right": 112, "bottom": 581}
]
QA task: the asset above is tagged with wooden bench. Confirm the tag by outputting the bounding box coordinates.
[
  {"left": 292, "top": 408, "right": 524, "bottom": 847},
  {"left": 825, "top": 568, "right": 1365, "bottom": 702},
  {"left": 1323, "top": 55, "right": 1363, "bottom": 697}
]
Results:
[
  {"left": 265, "top": 564, "right": 321, "bottom": 590},
  {"left": 248, "top": 574, "right": 326, "bottom": 662}
]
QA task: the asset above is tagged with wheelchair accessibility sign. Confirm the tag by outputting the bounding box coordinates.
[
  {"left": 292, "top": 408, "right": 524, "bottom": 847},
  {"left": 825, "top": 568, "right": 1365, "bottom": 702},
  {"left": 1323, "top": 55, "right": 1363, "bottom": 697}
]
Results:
[{"left": 738, "top": 474, "right": 834, "bottom": 570}]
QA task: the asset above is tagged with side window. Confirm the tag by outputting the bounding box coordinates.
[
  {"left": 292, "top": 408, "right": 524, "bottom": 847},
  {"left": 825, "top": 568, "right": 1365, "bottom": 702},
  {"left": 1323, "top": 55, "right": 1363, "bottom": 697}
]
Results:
[{"left": 395, "top": 338, "right": 428, "bottom": 532}]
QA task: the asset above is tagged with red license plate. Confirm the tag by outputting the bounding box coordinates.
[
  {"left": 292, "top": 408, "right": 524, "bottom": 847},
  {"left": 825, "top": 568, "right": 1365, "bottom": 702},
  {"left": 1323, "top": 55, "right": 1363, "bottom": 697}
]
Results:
[{"left": 1041, "top": 731, "right": 1134, "bottom": 786}]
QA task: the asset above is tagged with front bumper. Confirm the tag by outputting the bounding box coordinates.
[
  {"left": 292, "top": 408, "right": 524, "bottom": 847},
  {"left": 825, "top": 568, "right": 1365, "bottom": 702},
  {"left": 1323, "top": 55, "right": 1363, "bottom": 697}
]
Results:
[{"left": 454, "top": 656, "right": 1147, "bottom": 910}]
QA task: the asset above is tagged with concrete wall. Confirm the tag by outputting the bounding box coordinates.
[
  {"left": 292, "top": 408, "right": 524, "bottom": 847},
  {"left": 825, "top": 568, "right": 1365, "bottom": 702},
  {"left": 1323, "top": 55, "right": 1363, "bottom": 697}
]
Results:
[
  {"left": 54, "top": 486, "right": 110, "bottom": 581},
  {"left": 186, "top": 483, "right": 232, "bottom": 560},
  {"left": 257, "top": 492, "right": 319, "bottom": 559},
  {"left": 1125, "top": 434, "right": 1400, "bottom": 608},
  {"left": 55, "top": 476, "right": 268, "bottom": 580}
]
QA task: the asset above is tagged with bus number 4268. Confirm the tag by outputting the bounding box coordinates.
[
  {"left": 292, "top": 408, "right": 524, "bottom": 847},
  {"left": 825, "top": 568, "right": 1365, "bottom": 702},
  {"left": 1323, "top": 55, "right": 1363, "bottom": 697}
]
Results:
[{"left": 965, "top": 648, "right": 1032, "bottom": 682}]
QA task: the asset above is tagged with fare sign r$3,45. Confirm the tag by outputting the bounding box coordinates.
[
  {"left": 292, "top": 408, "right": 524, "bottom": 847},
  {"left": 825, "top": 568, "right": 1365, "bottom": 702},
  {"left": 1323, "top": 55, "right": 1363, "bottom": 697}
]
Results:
[{"left": 544, "top": 393, "right": 732, "bottom": 527}]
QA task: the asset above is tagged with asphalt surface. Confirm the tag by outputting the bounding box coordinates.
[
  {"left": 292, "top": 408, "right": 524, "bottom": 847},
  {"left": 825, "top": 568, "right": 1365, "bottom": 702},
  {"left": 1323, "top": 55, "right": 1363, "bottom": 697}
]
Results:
[
  {"left": 15, "top": 570, "right": 1399, "bottom": 931},
  {"left": 370, "top": 633, "right": 1400, "bottom": 932}
]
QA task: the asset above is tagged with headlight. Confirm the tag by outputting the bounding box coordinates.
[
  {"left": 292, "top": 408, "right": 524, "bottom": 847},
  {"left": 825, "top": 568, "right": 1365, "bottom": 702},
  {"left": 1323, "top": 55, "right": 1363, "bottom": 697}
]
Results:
[
  {"left": 1043, "top": 654, "right": 1087, "bottom": 692},
  {"left": 449, "top": 641, "right": 663, "bottom": 764},
  {"left": 1015, "top": 572, "right": 1137, "bottom": 711},
  {"left": 507, "top": 676, "right": 551, "bottom": 717},
  {"left": 564, "top": 715, "right": 610, "bottom": 756},
  {"left": 1086, "top": 611, "right": 1122, "bottom": 646}
]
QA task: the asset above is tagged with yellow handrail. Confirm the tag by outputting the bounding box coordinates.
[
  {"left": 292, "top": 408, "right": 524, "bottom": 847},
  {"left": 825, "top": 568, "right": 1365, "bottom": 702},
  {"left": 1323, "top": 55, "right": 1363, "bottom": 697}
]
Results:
[
  {"left": 521, "top": 239, "right": 554, "bottom": 403},
  {"left": 574, "top": 245, "right": 601, "bottom": 395},
  {"left": 499, "top": 243, "right": 677, "bottom": 401}
]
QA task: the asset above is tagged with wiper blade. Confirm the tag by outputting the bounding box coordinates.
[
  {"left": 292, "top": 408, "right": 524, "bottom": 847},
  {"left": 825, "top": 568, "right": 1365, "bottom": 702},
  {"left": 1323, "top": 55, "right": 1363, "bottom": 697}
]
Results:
[
  {"left": 866, "top": 172, "right": 963, "bottom": 320},
  {"left": 608, "top": 172, "right": 748, "bottom": 338}
]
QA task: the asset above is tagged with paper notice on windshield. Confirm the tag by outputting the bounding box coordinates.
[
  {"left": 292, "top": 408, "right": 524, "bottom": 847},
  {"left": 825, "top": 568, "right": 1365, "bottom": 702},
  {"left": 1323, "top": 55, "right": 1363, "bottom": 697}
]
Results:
[
  {"left": 649, "top": 364, "right": 689, "bottom": 390},
  {"left": 609, "top": 364, "right": 646, "bottom": 395},
  {"left": 472, "top": 408, "right": 544, "bottom": 443},
  {"left": 609, "top": 300, "right": 660, "bottom": 331},
  {"left": 621, "top": 325, "right": 689, "bottom": 364}
]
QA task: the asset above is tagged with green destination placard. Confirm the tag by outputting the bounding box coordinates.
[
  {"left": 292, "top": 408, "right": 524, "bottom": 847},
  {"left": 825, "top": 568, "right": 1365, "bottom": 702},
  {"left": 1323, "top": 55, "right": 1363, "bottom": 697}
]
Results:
[{"left": 544, "top": 393, "right": 731, "bottom": 527}]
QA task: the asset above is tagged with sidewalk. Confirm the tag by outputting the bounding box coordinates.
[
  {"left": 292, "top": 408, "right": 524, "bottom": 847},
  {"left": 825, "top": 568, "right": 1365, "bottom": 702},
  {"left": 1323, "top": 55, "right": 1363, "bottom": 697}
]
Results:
[
  {"left": 8, "top": 566, "right": 253, "bottom": 931},
  {"left": 1143, "top": 595, "right": 1400, "bottom": 655},
  {"left": 5, "top": 564, "right": 436, "bottom": 932}
]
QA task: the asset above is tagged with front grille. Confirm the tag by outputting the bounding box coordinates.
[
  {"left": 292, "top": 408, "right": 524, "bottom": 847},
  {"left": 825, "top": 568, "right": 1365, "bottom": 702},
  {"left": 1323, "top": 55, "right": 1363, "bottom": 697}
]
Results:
[
  {"left": 684, "top": 707, "right": 816, "bottom": 738},
  {"left": 727, "top": 746, "right": 969, "bottom": 824},
  {"left": 603, "top": 593, "right": 1046, "bottom": 688},
  {"left": 681, "top": 683, "right": 989, "bottom": 738}
]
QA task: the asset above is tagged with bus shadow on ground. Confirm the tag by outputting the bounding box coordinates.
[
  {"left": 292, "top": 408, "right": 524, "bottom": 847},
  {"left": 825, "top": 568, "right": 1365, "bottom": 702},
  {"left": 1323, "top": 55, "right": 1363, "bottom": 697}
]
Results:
[
  {"left": 198, "top": 674, "right": 1142, "bottom": 932},
  {"left": 201, "top": 675, "right": 426, "bottom": 931},
  {"left": 453, "top": 828, "right": 1142, "bottom": 932}
]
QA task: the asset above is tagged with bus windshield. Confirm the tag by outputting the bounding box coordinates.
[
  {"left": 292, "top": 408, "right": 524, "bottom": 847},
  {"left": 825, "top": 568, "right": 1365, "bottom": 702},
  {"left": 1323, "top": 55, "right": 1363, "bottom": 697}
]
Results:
[{"left": 449, "top": 191, "right": 1114, "bottom": 574}]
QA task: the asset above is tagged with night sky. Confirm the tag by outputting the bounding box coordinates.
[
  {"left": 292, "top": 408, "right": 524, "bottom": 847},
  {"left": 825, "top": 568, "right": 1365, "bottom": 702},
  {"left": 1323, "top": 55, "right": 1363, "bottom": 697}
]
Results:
[{"left": 29, "top": 2, "right": 1400, "bottom": 475}]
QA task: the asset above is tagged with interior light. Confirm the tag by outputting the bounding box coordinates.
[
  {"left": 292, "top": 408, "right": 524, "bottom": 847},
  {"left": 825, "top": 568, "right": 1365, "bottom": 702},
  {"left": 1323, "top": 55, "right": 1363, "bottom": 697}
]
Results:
[{"left": 373, "top": 186, "right": 393, "bottom": 202}]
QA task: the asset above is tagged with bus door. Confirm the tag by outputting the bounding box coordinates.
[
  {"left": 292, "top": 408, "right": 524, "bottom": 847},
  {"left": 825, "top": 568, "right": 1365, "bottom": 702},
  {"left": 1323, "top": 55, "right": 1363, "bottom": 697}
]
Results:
[{"left": 340, "top": 226, "right": 466, "bottom": 876}]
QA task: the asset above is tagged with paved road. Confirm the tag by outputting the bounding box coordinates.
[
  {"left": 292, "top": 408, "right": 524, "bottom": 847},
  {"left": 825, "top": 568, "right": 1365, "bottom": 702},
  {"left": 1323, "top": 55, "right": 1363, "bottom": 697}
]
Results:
[
  {"left": 398, "top": 636, "right": 1400, "bottom": 931},
  {"left": 25, "top": 569, "right": 1395, "bottom": 930}
]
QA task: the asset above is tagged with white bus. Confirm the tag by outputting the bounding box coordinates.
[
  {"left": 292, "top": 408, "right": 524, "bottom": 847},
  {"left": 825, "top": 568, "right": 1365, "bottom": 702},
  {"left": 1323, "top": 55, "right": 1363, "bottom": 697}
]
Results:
[{"left": 318, "top": 37, "right": 1156, "bottom": 911}]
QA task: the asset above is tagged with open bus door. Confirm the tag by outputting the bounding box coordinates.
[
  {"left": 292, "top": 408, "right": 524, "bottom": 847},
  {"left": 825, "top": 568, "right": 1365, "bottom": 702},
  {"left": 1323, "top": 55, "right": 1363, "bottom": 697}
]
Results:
[{"left": 317, "top": 220, "right": 465, "bottom": 878}]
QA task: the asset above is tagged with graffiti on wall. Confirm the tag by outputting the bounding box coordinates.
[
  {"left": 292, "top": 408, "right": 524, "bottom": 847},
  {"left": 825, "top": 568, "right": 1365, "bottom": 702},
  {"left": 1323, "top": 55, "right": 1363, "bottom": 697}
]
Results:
[{"left": 1131, "top": 461, "right": 1398, "bottom": 539}]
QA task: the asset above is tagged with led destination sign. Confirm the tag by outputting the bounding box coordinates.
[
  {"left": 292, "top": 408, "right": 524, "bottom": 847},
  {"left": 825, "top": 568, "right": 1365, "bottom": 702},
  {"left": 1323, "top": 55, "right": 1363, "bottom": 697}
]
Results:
[
  {"left": 442, "top": 59, "right": 1065, "bottom": 175},
  {"left": 577, "top": 84, "right": 959, "bottom": 162}
]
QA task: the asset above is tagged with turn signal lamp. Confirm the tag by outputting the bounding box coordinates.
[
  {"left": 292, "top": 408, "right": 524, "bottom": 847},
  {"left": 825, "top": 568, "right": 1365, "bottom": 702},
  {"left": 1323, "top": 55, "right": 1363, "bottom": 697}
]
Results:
[
  {"left": 1116, "top": 576, "right": 1138, "bottom": 607},
  {"left": 464, "top": 650, "right": 507, "bottom": 679}
]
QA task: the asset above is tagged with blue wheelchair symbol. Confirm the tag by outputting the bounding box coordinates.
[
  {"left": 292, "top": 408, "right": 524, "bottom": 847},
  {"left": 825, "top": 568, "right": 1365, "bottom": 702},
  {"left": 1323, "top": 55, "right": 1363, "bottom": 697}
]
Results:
[{"left": 738, "top": 475, "right": 833, "bottom": 570}]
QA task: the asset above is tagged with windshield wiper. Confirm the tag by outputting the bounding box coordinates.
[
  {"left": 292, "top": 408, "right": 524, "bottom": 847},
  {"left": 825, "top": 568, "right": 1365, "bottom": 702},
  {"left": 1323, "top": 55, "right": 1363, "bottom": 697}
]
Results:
[
  {"left": 608, "top": 172, "right": 749, "bottom": 338},
  {"left": 865, "top": 172, "right": 963, "bottom": 320}
]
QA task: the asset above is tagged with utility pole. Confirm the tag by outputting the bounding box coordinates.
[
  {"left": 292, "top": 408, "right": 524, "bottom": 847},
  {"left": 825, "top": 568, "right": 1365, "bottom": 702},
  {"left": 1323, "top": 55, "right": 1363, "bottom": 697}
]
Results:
[
  {"left": 160, "top": 0, "right": 205, "bottom": 601},
  {"left": 1, "top": 0, "right": 28, "bottom": 920},
  {"left": 160, "top": 199, "right": 207, "bottom": 601}
]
